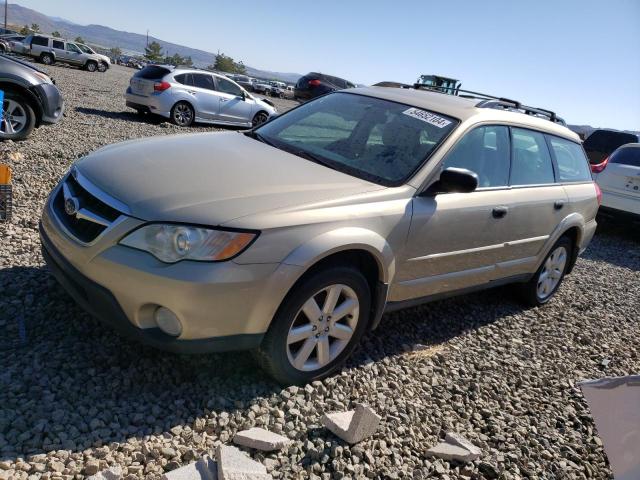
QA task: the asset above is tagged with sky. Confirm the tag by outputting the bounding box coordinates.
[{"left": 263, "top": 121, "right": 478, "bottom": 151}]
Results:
[{"left": 13, "top": 0, "right": 640, "bottom": 131}]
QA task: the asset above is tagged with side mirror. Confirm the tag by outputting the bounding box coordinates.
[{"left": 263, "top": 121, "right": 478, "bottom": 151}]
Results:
[{"left": 423, "top": 167, "right": 478, "bottom": 195}]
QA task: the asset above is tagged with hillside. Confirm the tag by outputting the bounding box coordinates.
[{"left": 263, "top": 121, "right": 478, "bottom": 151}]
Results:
[{"left": 5, "top": 3, "right": 302, "bottom": 83}]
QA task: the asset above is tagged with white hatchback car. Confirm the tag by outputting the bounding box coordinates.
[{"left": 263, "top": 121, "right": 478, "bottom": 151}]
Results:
[
  {"left": 593, "top": 143, "right": 640, "bottom": 218},
  {"left": 126, "top": 66, "right": 277, "bottom": 128}
]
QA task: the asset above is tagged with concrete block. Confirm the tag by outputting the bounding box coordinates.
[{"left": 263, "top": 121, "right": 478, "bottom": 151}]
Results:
[
  {"left": 161, "top": 455, "right": 218, "bottom": 480},
  {"left": 86, "top": 466, "right": 123, "bottom": 480},
  {"left": 426, "top": 433, "right": 482, "bottom": 463},
  {"left": 216, "top": 445, "right": 272, "bottom": 480},
  {"left": 321, "top": 403, "right": 381, "bottom": 444},
  {"left": 233, "top": 428, "right": 292, "bottom": 452}
]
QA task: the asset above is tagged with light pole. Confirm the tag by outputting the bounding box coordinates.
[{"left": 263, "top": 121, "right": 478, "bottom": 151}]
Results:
[{"left": 4, "top": 1, "right": 8, "bottom": 32}]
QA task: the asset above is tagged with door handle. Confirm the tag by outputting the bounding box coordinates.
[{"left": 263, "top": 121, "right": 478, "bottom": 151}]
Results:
[
  {"left": 492, "top": 206, "right": 509, "bottom": 218},
  {"left": 554, "top": 200, "right": 565, "bottom": 210}
]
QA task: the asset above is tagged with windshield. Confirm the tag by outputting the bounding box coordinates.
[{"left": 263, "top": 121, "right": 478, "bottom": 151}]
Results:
[
  {"left": 77, "top": 44, "right": 94, "bottom": 54},
  {"left": 254, "top": 92, "right": 458, "bottom": 186}
]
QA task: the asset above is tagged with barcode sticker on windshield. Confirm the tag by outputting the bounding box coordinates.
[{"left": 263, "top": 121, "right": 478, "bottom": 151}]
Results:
[{"left": 403, "top": 108, "right": 452, "bottom": 128}]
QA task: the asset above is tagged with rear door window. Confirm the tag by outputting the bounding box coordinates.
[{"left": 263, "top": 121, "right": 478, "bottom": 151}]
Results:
[
  {"left": 510, "top": 128, "right": 555, "bottom": 185},
  {"left": 610, "top": 146, "right": 640, "bottom": 167},
  {"left": 441, "top": 125, "right": 511, "bottom": 188},
  {"left": 547, "top": 136, "right": 592, "bottom": 182},
  {"left": 191, "top": 73, "right": 215, "bottom": 90}
]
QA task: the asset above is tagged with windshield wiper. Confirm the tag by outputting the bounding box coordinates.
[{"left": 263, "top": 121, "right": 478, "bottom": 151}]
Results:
[{"left": 244, "top": 130, "right": 276, "bottom": 148}]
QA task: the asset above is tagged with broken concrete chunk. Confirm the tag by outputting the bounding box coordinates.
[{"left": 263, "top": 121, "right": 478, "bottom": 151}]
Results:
[
  {"left": 87, "top": 466, "right": 123, "bottom": 480},
  {"left": 233, "top": 427, "right": 292, "bottom": 452},
  {"left": 321, "top": 403, "right": 381, "bottom": 444},
  {"left": 444, "top": 432, "right": 482, "bottom": 456},
  {"left": 216, "top": 445, "right": 272, "bottom": 480},
  {"left": 426, "top": 433, "right": 482, "bottom": 463},
  {"left": 161, "top": 455, "right": 218, "bottom": 480}
]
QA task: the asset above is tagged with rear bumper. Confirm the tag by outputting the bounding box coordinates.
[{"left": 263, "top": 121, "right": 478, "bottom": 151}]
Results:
[
  {"left": 33, "top": 83, "right": 64, "bottom": 124},
  {"left": 600, "top": 190, "right": 640, "bottom": 216},
  {"left": 598, "top": 205, "right": 640, "bottom": 221},
  {"left": 40, "top": 224, "right": 266, "bottom": 354},
  {"left": 125, "top": 88, "right": 171, "bottom": 118}
]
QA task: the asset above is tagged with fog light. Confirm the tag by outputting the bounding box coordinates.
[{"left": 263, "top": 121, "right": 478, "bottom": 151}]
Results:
[{"left": 154, "top": 307, "right": 182, "bottom": 337}]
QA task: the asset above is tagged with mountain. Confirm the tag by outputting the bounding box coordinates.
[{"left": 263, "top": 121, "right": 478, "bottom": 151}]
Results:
[{"left": 6, "top": 3, "right": 302, "bottom": 84}]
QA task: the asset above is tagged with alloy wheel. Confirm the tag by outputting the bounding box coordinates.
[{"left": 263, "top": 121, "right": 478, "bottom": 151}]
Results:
[
  {"left": 286, "top": 284, "right": 360, "bottom": 372},
  {"left": 252, "top": 112, "right": 268, "bottom": 127},
  {"left": 537, "top": 246, "right": 567, "bottom": 300},
  {"left": 173, "top": 104, "right": 193, "bottom": 126},
  {"left": 1, "top": 99, "right": 28, "bottom": 136}
]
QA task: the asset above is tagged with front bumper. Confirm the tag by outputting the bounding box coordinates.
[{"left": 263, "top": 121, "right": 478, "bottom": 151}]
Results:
[
  {"left": 40, "top": 195, "right": 303, "bottom": 353},
  {"left": 33, "top": 83, "right": 64, "bottom": 124}
]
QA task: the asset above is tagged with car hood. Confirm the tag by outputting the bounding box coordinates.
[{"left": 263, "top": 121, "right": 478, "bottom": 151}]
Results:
[{"left": 75, "top": 132, "right": 384, "bottom": 225}]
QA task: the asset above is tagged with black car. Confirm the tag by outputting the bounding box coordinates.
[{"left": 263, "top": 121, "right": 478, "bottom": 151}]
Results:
[
  {"left": 583, "top": 129, "right": 640, "bottom": 172},
  {"left": 0, "top": 55, "right": 64, "bottom": 140},
  {"left": 294, "top": 72, "right": 355, "bottom": 101}
]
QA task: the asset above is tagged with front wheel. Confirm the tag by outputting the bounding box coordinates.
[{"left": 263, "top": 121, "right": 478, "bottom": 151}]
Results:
[
  {"left": 85, "top": 61, "right": 97, "bottom": 72},
  {"left": 170, "top": 102, "right": 194, "bottom": 127},
  {"left": 97, "top": 62, "right": 107, "bottom": 72},
  {"left": 0, "top": 92, "right": 36, "bottom": 141},
  {"left": 517, "top": 236, "right": 572, "bottom": 306},
  {"left": 252, "top": 111, "right": 269, "bottom": 127},
  {"left": 257, "top": 266, "right": 371, "bottom": 385}
]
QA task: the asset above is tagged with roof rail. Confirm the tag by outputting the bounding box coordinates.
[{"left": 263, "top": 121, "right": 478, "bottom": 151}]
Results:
[{"left": 412, "top": 84, "right": 566, "bottom": 126}]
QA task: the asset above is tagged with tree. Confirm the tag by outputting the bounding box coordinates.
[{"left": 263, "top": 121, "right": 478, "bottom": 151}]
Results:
[
  {"left": 210, "top": 53, "right": 245, "bottom": 74},
  {"left": 74, "top": 36, "right": 85, "bottom": 44},
  {"left": 144, "top": 41, "right": 163, "bottom": 62},
  {"left": 183, "top": 56, "right": 193, "bottom": 67},
  {"left": 19, "top": 25, "right": 30, "bottom": 35},
  {"left": 30, "top": 24, "right": 40, "bottom": 33},
  {"left": 109, "top": 46, "right": 122, "bottom": 57},
  {"left": 51, "top": 31, "right": 61, "bottom": 37}
]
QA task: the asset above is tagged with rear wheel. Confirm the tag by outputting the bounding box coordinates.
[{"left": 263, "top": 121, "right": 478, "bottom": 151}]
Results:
[
  {"left": 85, "top": 61, "right": 97, "bottom": 72},
  {"left": 40, "top": 53, "right": 53, "bottom": 65},
  {"left": 252, "top": 111, "right": 269, "bottom": 127},
  {"left": 170, "top": 102, "right": 194, "bottom": 127},
  {"left": 257, "top": 266, "right": 371, "bottom": 385},
  {"left": 0, "top": 92, "right": 36, "bottom": 141},
  {"left": 517, "top": 236, "right": 572, "bottom": 306}
]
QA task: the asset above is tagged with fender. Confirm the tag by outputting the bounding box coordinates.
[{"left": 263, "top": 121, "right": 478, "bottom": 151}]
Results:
[
  {"left": 282, "top": 227, "right": 395, "bottom": 283},
  {"left": 536, "top": 212, "right": 586, "bottom": 272}
]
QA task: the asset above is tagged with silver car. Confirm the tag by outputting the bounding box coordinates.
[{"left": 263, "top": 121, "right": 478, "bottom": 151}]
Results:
[
  {"left": 41, "top": 87, "right": 598, "bottom": 384},
  {"left": 125, "top": 66, "right": 277, "bottom": 128},
  {"left": 21, "top": 34, "right": 105, "bottom": 72}
]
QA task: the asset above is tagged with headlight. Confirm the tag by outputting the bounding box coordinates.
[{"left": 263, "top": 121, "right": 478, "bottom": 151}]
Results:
[{"left": 120, "top": 224, "right": 257, "bottom": 263}]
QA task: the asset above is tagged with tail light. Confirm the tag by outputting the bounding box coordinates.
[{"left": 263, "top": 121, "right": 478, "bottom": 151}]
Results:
[
  {"left": 154, "top": 81, "right": 171, "bottom": 92},
  {"left": 594, "top": 182, "right": 602, "bottom": 206},
  {"left": 308, "top": 79, "right": 321, "bottom": 87},
  {"left": 591, "top": 155, "right": 609, "bottom": 173}
]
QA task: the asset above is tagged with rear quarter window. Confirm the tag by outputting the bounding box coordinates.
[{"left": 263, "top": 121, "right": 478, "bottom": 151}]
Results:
[
  {"left": 610, "top": 145, "right": 640, "bottom": 167},
  {"left": 31, "top": 36, "right": 48, "bottom": 46},
  {"left": 547, "top": 136, "right": 592, "bottom": 182}
]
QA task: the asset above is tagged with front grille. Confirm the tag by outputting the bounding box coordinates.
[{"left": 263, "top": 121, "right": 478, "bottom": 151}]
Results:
[{"left": 52, "top": 173, "right": 122, "bottom": 243}]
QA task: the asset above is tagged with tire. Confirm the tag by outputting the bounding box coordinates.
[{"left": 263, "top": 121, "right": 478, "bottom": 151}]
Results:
[
  {"left": 252, "top": 111, "right": 269, "bottom": 127},
  {"left": 40, "top": 53, "right": 53, "bottom": 65},
  {"left": 170, "top": 102, "right": 194, "bottom": 127},
  {"left": 85, "top": 61, "right": 97, "bottom": 72},
  {"left": 97, "top": 62, "right": 107, "bottom": 72},
  {"left": 517, "top": 236, "right": 572, "bottom": 307},
  {"left": 257, "top": 266, "right": 371, "bottom": 385},
  {"left": 0, "top": 92, "right": 36, "bottom": 141}
]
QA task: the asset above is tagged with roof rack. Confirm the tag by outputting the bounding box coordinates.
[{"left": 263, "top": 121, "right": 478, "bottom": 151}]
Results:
[{"left": 412, "top": 84, "right": 566, "bottom": 126}]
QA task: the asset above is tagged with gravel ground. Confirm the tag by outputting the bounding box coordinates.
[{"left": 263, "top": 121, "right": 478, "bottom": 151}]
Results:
[{"left": 1, "top": 64, "right": 639, "bottom": 480}]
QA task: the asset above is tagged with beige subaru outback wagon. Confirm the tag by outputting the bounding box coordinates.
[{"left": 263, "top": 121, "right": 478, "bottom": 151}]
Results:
[{"left": 40, "top": 87, "right": 599, "bottom": 384}]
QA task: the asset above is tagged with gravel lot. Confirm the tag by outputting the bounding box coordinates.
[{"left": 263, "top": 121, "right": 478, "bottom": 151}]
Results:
[{"left": 1, "top": 64, "right": 639, "bottom": 480}]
